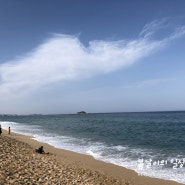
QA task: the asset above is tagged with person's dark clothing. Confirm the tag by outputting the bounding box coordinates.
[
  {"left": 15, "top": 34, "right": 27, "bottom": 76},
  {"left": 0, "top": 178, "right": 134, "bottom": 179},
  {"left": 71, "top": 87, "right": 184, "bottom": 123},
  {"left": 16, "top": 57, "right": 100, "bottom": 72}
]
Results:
[{"left": 35, "top": 146, "right": 44, "bottom": 154}]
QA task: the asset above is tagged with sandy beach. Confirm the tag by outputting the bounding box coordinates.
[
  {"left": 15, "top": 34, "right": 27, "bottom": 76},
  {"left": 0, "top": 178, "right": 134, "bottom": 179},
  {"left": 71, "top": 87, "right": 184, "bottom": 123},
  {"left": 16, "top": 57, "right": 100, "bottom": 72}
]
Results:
[{"left": 0, "top": 130, "right": 184, "bottom": 185}]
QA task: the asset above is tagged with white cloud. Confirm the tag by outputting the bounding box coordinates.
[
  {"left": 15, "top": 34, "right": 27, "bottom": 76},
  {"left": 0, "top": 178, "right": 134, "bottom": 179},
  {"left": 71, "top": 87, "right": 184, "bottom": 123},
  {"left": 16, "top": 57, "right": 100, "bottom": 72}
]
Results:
[
  {"left": 0, "top": 20, "right": 185, "bottom": 96},
  {"left": 139, "top": 18, "right": 168, "bottom": 39}
]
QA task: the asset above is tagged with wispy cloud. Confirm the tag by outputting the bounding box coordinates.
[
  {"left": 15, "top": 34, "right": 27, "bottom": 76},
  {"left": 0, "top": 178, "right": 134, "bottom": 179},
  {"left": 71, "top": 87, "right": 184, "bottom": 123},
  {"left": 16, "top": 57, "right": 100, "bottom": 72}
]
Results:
[
  {"left": 123, "top": 78, "right": 173, "bottom": 89},
  {"left": 0, "top": 19, "right": 185, "bottom": 95},
  {"left": 139, "top": 18, "right": 168, "bottom": 39}
]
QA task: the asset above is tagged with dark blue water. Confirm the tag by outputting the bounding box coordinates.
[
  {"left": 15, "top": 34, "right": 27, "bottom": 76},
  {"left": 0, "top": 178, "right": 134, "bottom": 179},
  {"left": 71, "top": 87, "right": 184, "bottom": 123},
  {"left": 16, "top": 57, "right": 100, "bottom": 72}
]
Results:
[{"left": 1, "top": 111, "right": 185, "bottom": 183}]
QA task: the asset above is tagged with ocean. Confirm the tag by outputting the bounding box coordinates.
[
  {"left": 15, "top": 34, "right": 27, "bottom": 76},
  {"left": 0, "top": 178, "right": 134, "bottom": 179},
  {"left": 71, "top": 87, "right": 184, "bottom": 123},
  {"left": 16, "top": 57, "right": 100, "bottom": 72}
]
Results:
[{"left": 0, "top": 111, "right": 185, "bottom": 184}]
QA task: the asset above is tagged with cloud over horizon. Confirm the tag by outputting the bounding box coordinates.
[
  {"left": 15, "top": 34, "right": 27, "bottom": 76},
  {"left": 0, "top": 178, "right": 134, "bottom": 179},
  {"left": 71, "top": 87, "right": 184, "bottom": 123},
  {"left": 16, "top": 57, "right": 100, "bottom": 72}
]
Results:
[{"left": 0, "top": 20, "right": 185, "bottom": 96}]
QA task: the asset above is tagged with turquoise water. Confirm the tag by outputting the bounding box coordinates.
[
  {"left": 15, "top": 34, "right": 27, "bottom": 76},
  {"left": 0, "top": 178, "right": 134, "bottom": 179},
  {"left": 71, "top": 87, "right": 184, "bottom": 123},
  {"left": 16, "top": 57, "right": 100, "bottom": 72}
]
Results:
[{"left": 1, "top": 111, "right": 185, "bottom": 183}]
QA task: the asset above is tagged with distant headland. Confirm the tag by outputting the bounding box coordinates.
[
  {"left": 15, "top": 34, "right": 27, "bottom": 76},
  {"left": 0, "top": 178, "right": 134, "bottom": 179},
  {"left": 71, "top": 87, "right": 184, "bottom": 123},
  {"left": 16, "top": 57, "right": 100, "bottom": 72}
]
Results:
[{"left": 77, "top": 111, "right": 86, "bottom": 115}]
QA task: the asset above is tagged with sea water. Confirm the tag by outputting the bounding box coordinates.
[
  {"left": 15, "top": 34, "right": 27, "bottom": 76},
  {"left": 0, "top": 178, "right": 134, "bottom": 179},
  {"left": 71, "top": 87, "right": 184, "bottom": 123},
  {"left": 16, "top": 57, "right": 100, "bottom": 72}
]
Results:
[{"left": 0, "top": 111, "right": 185, "bottom": 184}]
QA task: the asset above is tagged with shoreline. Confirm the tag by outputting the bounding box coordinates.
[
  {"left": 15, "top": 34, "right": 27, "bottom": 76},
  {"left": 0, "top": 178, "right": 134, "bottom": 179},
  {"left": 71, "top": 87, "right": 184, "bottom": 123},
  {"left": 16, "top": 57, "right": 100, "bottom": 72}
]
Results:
[{"left": 1, "top": 129, "right": 184, "bottom": 185}]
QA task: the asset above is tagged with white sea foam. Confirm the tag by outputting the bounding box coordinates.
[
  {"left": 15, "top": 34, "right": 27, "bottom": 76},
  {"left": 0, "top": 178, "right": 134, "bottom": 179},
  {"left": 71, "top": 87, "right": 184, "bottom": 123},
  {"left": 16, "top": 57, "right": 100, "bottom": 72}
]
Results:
[
  {"left": 0, "top": 121, "right": 18, "bottom": 127},
  {"left": 86, "top": 150, "right": 102, "bottom": 159},
  {"left": 0, "top": 121, "right": 41, "bottom": 137}
]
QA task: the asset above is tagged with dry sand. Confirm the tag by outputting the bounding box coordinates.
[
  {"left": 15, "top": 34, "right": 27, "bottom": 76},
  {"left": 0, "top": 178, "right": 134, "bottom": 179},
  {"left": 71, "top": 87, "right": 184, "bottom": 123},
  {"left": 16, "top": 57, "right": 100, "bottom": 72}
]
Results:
[{"left": 0, "top": 129, "right": 184, "bottom": 185}]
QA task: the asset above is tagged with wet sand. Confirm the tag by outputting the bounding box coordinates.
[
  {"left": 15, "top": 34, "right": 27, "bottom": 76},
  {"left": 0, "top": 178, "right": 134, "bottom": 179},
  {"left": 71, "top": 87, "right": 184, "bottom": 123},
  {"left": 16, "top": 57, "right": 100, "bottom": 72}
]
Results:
[{"left": 0, "top": 130, "right": 184, "bottom": 185}]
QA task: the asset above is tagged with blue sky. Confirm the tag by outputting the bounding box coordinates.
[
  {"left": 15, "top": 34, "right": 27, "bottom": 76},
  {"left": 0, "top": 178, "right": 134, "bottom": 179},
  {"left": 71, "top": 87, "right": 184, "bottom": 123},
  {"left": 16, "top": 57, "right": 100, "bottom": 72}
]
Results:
[{"left": 0, "top": 0, "right": 185, "bottom": 114}]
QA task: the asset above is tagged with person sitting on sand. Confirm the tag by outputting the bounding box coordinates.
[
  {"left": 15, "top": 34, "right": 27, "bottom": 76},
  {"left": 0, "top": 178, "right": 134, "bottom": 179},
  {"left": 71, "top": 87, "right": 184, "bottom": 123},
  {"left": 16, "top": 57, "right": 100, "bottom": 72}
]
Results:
[
  {"left": 35, "top": 146, "right": 49, "bottom": 154},
  {"left": 35, "top": 146, "right": 45, "bottom": 154}
]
